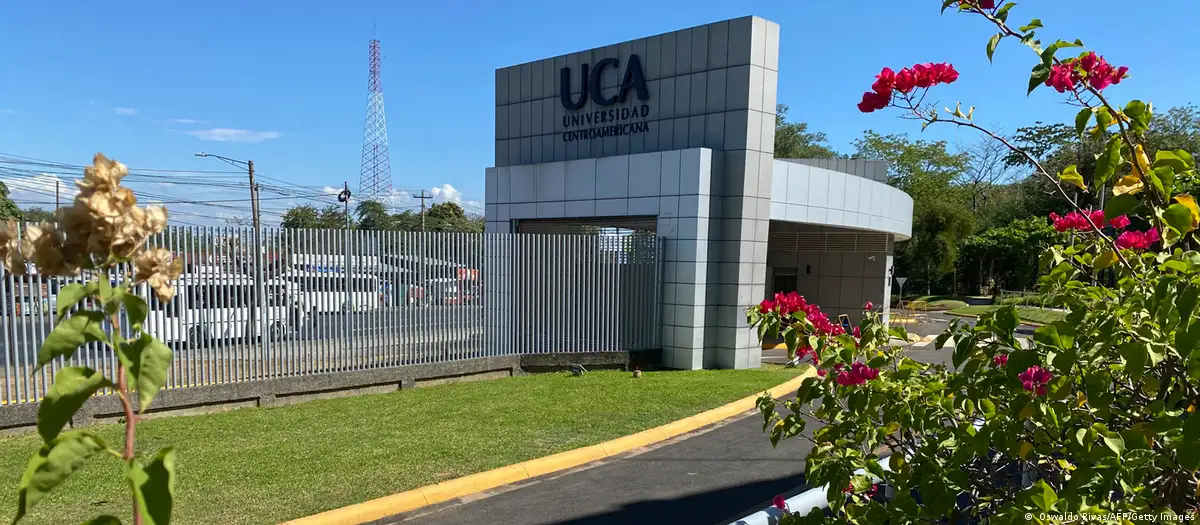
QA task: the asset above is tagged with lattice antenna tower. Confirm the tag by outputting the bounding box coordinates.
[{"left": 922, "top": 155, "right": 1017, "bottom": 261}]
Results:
[{"left": 359, "top": 39, "right": 393, "bottom": 204}]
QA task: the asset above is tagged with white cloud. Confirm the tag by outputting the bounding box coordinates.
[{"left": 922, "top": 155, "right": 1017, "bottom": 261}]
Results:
[
  {"left": 167, "top": 118, "right": 205, "bottom": 124},
  {"left": 185, "top": 128, "right": 281, "bottom": 143},
  {"left": 0, "top": 108, "right": 14, "bottom": 115},
  {"left": 113, "top": 107, "right": 138, "bottom": 116},
  {"left": 430, "top": 183, "right": 462, "bottom": 203}
]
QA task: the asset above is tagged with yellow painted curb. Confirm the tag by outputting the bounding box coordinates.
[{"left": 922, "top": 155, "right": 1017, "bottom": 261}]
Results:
[{"left": 279, "top": 369, "right": 816, "bottom": 525}]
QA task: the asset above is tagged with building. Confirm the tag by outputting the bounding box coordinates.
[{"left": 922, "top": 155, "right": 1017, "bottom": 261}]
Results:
[{"left": 484, "top": 16, "right": 913, "bottom": 369}]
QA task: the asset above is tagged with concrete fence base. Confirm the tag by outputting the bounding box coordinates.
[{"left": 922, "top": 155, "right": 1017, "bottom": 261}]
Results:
[{"left": 0, "top": 350, "right": 660, "bottom": 434}]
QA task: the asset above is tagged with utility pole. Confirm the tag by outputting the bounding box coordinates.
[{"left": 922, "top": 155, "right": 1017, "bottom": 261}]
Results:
[
  {"left": 337, "top": 183, "right": 353, "bottom": 346},
  {"left": 55, "top": 180, "right": 60, "bottom": 210},
  {"left": 416, "top": 190, "right": 433, "bottom": 231},
  {"left": 194, "top": 152, "right": 264, "bottom": 372}
]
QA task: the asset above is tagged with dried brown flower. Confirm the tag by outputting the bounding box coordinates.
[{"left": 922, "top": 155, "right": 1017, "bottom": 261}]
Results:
[
  {"left": 0, "top": 221, "right": 26, "bottom": 276},
  {"left": 133, "top": 248, "right": 183, "bottom": 302}
]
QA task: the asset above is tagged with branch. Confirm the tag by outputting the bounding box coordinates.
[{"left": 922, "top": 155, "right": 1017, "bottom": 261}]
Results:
[{"left": 112, "top": 312, "right": 142, "bottom": 525}]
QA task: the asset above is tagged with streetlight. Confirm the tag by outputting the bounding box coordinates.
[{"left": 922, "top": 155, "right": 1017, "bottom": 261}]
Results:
[{"left": 194, "top": 152, "right": 265, "bottom": 349}]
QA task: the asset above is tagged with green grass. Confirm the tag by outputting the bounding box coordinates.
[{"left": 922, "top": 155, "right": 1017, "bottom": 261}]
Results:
[
  {"left": 947, "top": 305, "right": 1066, "bottom": 325},
  {"left": 0, "top": 367, "right": 805, "bottom": 525}
]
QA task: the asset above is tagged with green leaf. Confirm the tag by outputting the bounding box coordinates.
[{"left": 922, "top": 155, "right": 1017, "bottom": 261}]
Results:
[
  {"left": 1019, "top": 18, "right": 1044, "bottom": 32},
  {"left": 1155, "top": 149, "right": 1191, "bottom": 173},
  {"left": 38, "top": 311, "right": 108, "bottom": 370},
  {"left": 1094, "top": 107, "right": 1114, "bottom": 133},
  {"left": 1028, "top": 63, "right": 1051, "bottom": 95},
  {"left": 97, "top": 278, "right": 119, "bottom": 316},
  {"left": 1102, "top": 432, "right": 1125, "bottom": 455},
  {"left": 1153, "top": 166, "right": 1175, "bottom": 198},
  {"left": 995, "top": 2, "right": 1015, "bottom": 22},
  {"left": 783, "top": 327, "right": 798, "bottom": 356},
  {"left": 1094, "top": 250, "right": 1118, "bottom": 271},
  {"left": 1027, "top": 478, "right": 1059, "bottom": 512},
  {"left": 37, "top": 367, "right": 110, "bottom": 443},
  {"left": 1058, "top": 165, "right": 1087, "bottom": 190},
  {"left": 54, "top": 283, "right": 96, "bottom": 321},
  {"left": 126, "top": 447, "right": 176, "bottom": 525},
  {"left": 1033, "top": 325, "right": 1063, "bottom": 349},
  {"left": 986, "top": 33, "right": 1001, "bottom": 62},
  {"left": 996, "top": 305, "right": 1020, "bottom": 334},
  {"left": 1120, "top": 341, "right": 1150, "bottom": 381},
  {"left": 1178, "top": 442, "right": 1200, "bottom": 472},
  {"left": 1074, "top": 108, "right": 1092, "bottom": 135},
  {"left": 1104, "top": 193, "right": 1139, "bottom": 219},
  {"left": 1185, "top": 413, "right": 1200, "bottom": 442},
  {"left": 1124, "top": 100, "right": 1151, "bottom": 134},
  {"left": 980, "top": 398, "right": 997, "bottom": 419},
  {"left": 121, "top": 294, "right": 148, "bottom": 333},
  {"left": 1180, "top": 323, "right": 1200, "bottom": 360},
  {"left": 14, "top": 431, "right": 108, "bottom": 523},
  {"left": 1094, "top": 135, "right": 1124, "bottom": 189},
  {"left": 1180, "top": 284, "right": 1200, "bottom": 325},
  {"left": 117, "top": 334, "right": 173, "bottom": 412},
  {"left": 80, "top": 517, "right": 122, "bottom": 525},
  {"left": 940, "top": 0, "right": 957, "bottom": 13},
  {"left": 1165, "top": 203, "right": 1195, "bottom": 235}
]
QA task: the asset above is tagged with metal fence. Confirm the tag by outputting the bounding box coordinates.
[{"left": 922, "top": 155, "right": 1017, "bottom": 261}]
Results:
[{"left": 0, "top": 225, "right": 661, "bottom": 406}]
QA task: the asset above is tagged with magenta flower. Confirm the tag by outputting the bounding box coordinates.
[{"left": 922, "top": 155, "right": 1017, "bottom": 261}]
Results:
[
  {"left": 1018, "top": 366, "right": 1052, "bottom": 396},
  {"left": 993, "top": 354, "right": 1008, "bottom": 367},
  {"left": 773, "top": 495, "right": 787, "bottom": 510},
  {"left": 1115, "top": 228, "right": 1160, "bottom": 250},
  {"left": 1109, "top": 215, "right": 1131, "bottom": 229}
]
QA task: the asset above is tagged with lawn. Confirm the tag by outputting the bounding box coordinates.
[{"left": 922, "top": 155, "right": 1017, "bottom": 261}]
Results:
[
  {"left": 0, "top": 366, "right": 804, "bottom": 525},
  {"left": 947, "top": 305, "right": 1066, "bottom": 325}
]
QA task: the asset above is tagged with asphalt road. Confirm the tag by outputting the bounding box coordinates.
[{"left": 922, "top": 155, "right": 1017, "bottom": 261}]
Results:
[{"left": 390, "top": 396, "right": 818, "bottom": 525}]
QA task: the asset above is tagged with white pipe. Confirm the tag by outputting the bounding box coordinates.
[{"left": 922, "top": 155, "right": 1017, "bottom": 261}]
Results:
[{"left": 728, "top": 462, "right": 892, "bottom": 525}]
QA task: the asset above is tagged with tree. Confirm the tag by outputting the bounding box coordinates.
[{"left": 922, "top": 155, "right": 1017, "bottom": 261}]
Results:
[
  {"left": 959, "top": 138, "right": 1020, "bottom": 216},
  {"left": 280, "top": 204, "right": 321, "bottom": 229},
  {"left": 904, "top": 200, "right": 975, "bottom": 294},
  {"left": 356, "top": 200, "right": 392, "bottom": 230},
  {"left": 20, "top": 207, "right": 54, "bottom": 223},
  {"left": 774, "top": 104, "right": 838, "bottom": 159},
  {"left": 854, "top": 131, "right": 970, "bottom": 199},
  {"left": 0, "top": 182, "right": 21, "bottom": 220},
  {"left": 957, "top": 216, "right": 1063, "bottom": 294}
]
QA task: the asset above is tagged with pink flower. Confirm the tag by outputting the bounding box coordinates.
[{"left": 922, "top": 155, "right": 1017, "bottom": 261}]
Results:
[
  {"left": 758, "top": 299, "right": 776, "bottom": 313},
  {"left": 1115, "top": 228, "right": 1160, "bottom": 250},
  {"left": 871, "top": 67, "right": 895, "bottom": 95},
  {"left": 857, "top": 90, "right": 891, "bottom": 113},
  {"left": 1018, "top": 366, "right": 1052, "bottom": 396},
  {"left": 993, "top": 354, "right": 1008, "bottom": 367},
  {"left": 912, "top": 63, "right": 936, "bottom": 88},
  {"left": 864, "top": 301, "right": 874, "bottom": 311},
  {"left": 836, "top": 362, "right": 880, "bottom": 387},
  {"left": 1109, "top": 215, "right": 1131, "bottom": 229},
  {"left": 773, "top": 495, "right": 787, "bottom": 510},
  {"left": 1046, "top": 63, "right": 1081, "bottom": 93},
  {"left": 1075, "top": 52, "right": 1128, "bottom": 91},
  {"left": 894, "top": 68, "right": 917, "bottom": 93},
  {"left": 817, "top": 369, "right": 827, "bottom": 377},
  {"left": 852, "top": 326, "right": 862, "bottom": 339}
]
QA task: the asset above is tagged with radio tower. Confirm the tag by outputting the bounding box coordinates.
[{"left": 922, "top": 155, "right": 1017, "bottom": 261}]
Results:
[{"left": 359, "top": 39, "right": 392, "bottom": 204}]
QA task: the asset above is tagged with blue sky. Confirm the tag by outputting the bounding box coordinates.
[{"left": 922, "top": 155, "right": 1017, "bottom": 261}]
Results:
[{"left": 0, "top": 0, "right": 1195, "bottom": 226}]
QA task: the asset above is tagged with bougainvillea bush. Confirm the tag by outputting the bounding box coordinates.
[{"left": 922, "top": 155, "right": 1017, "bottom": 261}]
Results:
[{"left": 751, "top": 2, "right": 1200, "bottom": 523}]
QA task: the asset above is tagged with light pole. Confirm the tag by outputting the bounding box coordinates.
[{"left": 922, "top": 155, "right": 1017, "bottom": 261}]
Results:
[{"left": 194, "top": 153, "right": 266, "bottom": 368}]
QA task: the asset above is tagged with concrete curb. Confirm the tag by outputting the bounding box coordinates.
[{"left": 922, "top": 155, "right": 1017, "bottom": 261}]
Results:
[{"left": 278, "top": 369, "right": 816, "bottom": 525}]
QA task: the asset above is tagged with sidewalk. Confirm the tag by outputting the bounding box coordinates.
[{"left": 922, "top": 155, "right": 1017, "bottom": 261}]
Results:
[{"left": 386, "top": 401, "right": 814, "bottom": 525}]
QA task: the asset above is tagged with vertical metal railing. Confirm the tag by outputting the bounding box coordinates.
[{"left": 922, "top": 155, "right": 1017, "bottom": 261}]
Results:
[{"left": 0, "top": 225, "right": 661, "bottom": 405}]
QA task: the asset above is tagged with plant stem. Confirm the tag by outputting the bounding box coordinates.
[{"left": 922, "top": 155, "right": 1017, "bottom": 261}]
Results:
[{"left": 112, "top": 313, "right": 142, "bottom": 525}]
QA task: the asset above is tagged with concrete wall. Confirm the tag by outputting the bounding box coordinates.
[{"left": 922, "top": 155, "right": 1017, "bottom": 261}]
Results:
[
  {"left": 487, "top": 16, "right": 782, "bottom": 370},
  {"left": 494, "top": 16, "right": 778, "bottom": 167},
  {"left": 765, "top": 223, "right": 891, "bottom": 325},
  {"left": 769, "top": 159, "right": 913, "bottom": 240}
]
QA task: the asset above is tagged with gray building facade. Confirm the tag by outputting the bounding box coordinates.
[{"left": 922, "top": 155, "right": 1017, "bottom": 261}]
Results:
[{"left": 485, "top": 16, "right": 913, "bottom": 369}]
